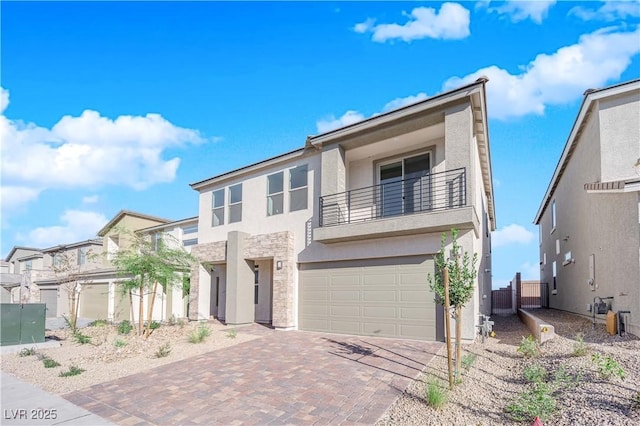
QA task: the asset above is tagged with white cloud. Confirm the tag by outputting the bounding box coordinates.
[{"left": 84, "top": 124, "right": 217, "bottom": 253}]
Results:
[
  {"left": 492, "top": 224, "right": 535, "bottom": 248},
  {"left": 0, "top": 186, "right": 42, "bottom": 213},
  {"left": 0, "top": 87, "right": 216, "bottom": 213},
  {"left": 16, "top": 210, "right": 108, "bottom": 248},
  {"left": 443, "top": 27, "right": 640, "bottom": 119},
  {"left": 486, "top": 0, "right": 556, "bottom": 24},
  {"left": 354, "top": 3, "right": 470, "bottom": 43},
  {"left": 316, "top": 110, "right": 366, "bottom": 134},
  {"left": 382, "top": 92, "right": 429, "bottom": 112},
  {"left": 520, "top": 261, "right": 540, "bottom": 281},
  {"left": 0, "top": 87, "right": 9, "bottom": 114},
  {"left": 569, "top": 0, "right": 640, "bottom": 22},
  {"left": 82, "top": 195, "right": 99, "bottom": 204}
]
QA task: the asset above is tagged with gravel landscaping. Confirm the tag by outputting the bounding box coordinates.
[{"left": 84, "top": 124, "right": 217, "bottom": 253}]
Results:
[
  {"left": 378, "top": 309, "right": 640, "bottom": 425},
  {"left": 0, "top": 320, "right": 260, "bottom": 395}
]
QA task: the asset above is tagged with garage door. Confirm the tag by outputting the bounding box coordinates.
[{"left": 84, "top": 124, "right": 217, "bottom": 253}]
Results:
[
  {"left": 79, "top": 283, "right": 109, "bottom": 320},
  {"left": 299, "top": 256, "right": 437, "bottom": 341},
  {"left": 40, "top": 288, "right": 58, "bottom": 318}
]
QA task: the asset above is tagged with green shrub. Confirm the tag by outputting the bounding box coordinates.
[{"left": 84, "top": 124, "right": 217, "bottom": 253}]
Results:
[
  {"left": 591, "top": 353, "right": 626, "bottom": 380},
  {"left": 226, "top": 328, "right": 237, "bottom": 339},
  {"left": 114, "top": 338, "right": 127, "bottom": 348},
  {"left": 59, "top": 366, "right": 85, "bottom": 377},
  {"left": 89, "top": 319, "right": 109, "bottom": 327},
  {"left": 72, "top": 331, "right": 91, "bottom": 344},
  {"left": 118, "top": 320, "right": 133, "bottom": 335},
  {"left": 572, "top": 333, "right": 588, "bottom": 357},
  {"left": 42, "top": 358, "right": 61, "bottom": 368},
  {"left": 425, "top": 377, "right": 448, "bottom": 409},
  {"left": 155, "top": 342, "right": 172, "bottom": 358},
  {"left": 188, "top": 323, "right": 211, "bottom": 343},
  {"left": 523, "top": 363, "right": 547, "bottom": 383},
  {"left": 506, "top": 382, "right": 557, "bottom": 422},
  {"left": 18, "top": 347, "right": 36, "bottom": 357},
  {"left": 149, "top": 321, "right": 161, "bottom": 330},
  {"left": 552, "top": 365, "right": 581, "bottom": 390},
  {"left": 461, "top": 353, "right": 477, "bottom": 371},
  {"left": 517, "top": 335, "right": 540, "bottom": 358}
]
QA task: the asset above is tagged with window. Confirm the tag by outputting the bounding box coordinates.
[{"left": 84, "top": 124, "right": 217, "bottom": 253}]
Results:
[
  {"left": 183, "top": 238, "right": 198, "bottom": 247},
  {"left": 543, "top": 252, "right": 547, "bottom": 265},
  {"left": 552, "top": 261, "right": 557, "bottom": 291},
  {"left": 212, "top": 189, "right": 225, "bottom": 226},
  {"left": 254, "top": 264, "right": 259, "bottom": 304},
  {"left": 53, "top": 253, "right": 62, "bottom": 268},
  {"left": 289, "top": 165, "right": 308, "bottom": 212},
  {"left": 564, "top": 251, "right": 573, "bottom": 266},
  {"left": 555, "top": 239, "right": 560, "bottom": 255},
  {"left": 24, "top": 260, "right": 32, "bottom": 271},
  {"left": 551, "top": 200, "right": 556, "bottom": 231},
  {"left": 78, "top": 247, "right": 87, "bottom": 265},
  {"left": 378, "top": 152, "right": 431, "bottom": 216},
  {"left": 267, "top": 172, "right": 284, "bottom": 216},
  {"left": 182, "top": 224, "right": 198, "bottom": 235},
  {"left": 229, "top": 184, "right": 242, "bottom": 223},
  {"left": 152, "top": 233, "right": 163, "bottom": 251}
]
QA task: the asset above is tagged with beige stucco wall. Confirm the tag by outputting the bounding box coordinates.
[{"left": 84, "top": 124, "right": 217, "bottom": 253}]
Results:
[{"left": 539, "top": 91, "right": 640, "bottom": 336}]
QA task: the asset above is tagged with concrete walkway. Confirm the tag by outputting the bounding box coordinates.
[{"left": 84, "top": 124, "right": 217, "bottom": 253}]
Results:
[
  {"left": 0, "top": 372, "right": 114, "bottom": 425},
  {"left": 64, "top": 330, "right": 442, "bottom": 425}
]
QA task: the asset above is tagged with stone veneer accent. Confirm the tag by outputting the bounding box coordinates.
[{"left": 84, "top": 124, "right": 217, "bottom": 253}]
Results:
[{"left": 189, "top": 231, "right": 295, "bottom": 328}]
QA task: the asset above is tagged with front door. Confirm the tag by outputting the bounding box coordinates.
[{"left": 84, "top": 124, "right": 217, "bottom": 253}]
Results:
[
  {"left": 253, "top": 260, "right": 273, "bottom": 323},
  {"left": 378, "top": 153, "right": 431, "bottom": 217}
]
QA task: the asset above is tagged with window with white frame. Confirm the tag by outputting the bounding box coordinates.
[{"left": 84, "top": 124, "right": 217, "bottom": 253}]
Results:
[
  {"left": 24, "top": 260, "right": 32, "bottom": 271},
  {"left": 555, "top": 239, "right": 560, "bottom": 255},
  {"left": 564, "top": 251, "right": 573, "bottom": 265},
  {"left": 183, "top": 238, "right": 198, "bottom": 247},
  {"left": 152, "top": 233, "right": 163, "bottom": 251},
  {"left": 53, "top": 253, "right": 62, "bottom": 268},
  {"left": 289, "top": 165, "right": 308, "bottom": 212},
  {"left": 552, "top": 261, "right": 557, "bottom": 291},
  {"left": 229, "top": 184, "right": 242, "bottom": 223},
  {"left": 212, "top": 189, "right": 225, "bottom": 226},
  {"left": 182, "top": 224, "right": 198, "bottom": 235},
  {"left": 78, "top": 247, "right": 87, "bottom": 265},
  {"left": 551, "top": 200, "right": 556, "bottom": 230},
  {"left": 267, "top": 172, "right": 284, "bottom": 216},
  {"left": 543, "top": 252, "right": 547, "bottom": 265}
]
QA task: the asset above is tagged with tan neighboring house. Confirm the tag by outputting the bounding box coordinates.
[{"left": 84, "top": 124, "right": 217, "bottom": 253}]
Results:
[
  {"left": 534, "top": 79, "right": 640, "bottom": 336},
  {"left": 2, "top": 247, "right": 45, "bottom": 304},
  {"left": 189, "top": 78, "right": 495, "bottom": 342}
]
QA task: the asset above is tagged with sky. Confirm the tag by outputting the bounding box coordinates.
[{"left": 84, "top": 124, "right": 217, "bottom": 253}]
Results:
[{"left": 1, "top": 1, "right": 639, "bottom": 289}]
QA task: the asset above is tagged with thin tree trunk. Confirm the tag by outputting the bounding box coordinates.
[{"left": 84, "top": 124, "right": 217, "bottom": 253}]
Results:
[
  {"left": 128, "top": 289, "right": 134, "bottom": 324},
  {"left": 443, "top": 268, "right": 454, "bottom": 390},
  {"left": 144, "top": 281, "right": 159, "bottom": 339},
  {"left": 455, "top": 306, "right": 462, "bottom": 381},
  {"left": 73, "top": 291, "right": 80, "bottom": 331},
  {"left": 138, "top": 282, "right": 144, "bottom": 336}
]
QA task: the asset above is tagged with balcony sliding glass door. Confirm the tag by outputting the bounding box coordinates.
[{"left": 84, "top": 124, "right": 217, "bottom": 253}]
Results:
[{"left": 378, "top": 153, "right": 431, "bottom": 218}]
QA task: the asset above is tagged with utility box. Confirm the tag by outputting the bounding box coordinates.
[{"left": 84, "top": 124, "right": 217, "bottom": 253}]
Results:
[
  {"left": 606, "top": 310, "right": 618, "bottom": 335},
  {"left": 0, "top": 304, "right": 46, "bottom": 346}
]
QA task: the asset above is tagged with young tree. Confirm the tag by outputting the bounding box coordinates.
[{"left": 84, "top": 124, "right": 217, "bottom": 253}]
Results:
[
  {"left": 111, "top": 230, "right": 195, "bottom": 338},
  {"left": 428, "top": 228, "right": 478, "bottom": 382},
  {"left": 51, "top": 249, "right": 97, "bottom": 331}
]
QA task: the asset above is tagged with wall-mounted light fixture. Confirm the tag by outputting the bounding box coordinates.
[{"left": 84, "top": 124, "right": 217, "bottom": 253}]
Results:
[{"left": 276, "top": 260, "right": 283, "bottom": 270}]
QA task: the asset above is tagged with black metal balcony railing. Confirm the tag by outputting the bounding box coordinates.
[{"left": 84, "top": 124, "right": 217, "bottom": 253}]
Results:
[{"left": 319, "top": 167, "right": 466, "bottom": 227}]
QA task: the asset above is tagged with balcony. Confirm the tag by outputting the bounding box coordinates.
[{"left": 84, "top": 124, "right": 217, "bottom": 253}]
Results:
[{"left": 315, "top": 168, "right": 477, "bottom": 243}]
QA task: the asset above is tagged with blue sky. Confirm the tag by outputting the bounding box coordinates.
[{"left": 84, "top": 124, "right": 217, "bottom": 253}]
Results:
[{"left": 1, "top": 1, "right": 639, "bottom": 288}]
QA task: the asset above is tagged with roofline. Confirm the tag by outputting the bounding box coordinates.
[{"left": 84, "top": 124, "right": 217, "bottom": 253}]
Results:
[
  {"left": 4, "top": 246, "right": 43, "bottom": 262},
  {"left": 15, "top": 253, "right": 44, "bottom": 261},
  {"left": 136, "top": 216, "right": 199, "bottom": 233},
  {"left": 308, "top": 78, "right": 489, "bottom": 147},
  {"left": 41, "top": 238, "right": 104, "bottom": 253},
  {"left": 533, "top": 78, "right": 640, "bottom": 224},
  {"left": 97, "top": 210, "right": 172, "bottom": 236},
  {"left": 190, "top": 147, "right": 307, "bottom": 190}
]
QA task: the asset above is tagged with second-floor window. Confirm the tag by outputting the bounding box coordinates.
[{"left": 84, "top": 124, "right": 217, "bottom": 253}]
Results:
[
  {"left": 267, "top": 172, "right": 284, "bottom": 216},
  {"left": 153, "top": 233, "right": 163, "bottom": 251},
  {"left": 289, "top": 165, "right": 308, "bottom": 212},
  {"left": 551, "top": 200, "right": 556, "bottom": 231},
  {"left": 229, "top": 184, "right": 242, "bottom": 223},
  {"left": 212, "top": 189, "right": 225, "bottom": 227},
  {"left": 24, "top": 260, "right": 32, "bottom": 271},
  {"left": 78, "top": 247, "right": 87, "bottom": 265},
  {"left": 53, "top": 254, "right": 62, "bottom": 268}
]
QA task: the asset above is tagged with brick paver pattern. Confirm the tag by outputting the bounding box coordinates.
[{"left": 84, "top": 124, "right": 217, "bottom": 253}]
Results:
[{"left": 64, "top": 325, "right": 442, "bottom": 425}]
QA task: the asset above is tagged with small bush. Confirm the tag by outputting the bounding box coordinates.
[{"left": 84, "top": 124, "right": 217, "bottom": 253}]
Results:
[
  {"left": 149, "top": 321, "right": 161, "bottom": 330},
  {"left": 226, "top": 328, "right": 237, "bottom": 339},
  {"left": 552, "top": 365, "right": 581, "bottom": 390},
  {"left": 72, "top": 331, "right": 91, "bottom": 345},
  {"left": 517, "top": 335, "right": 540, "bottom": 358},
  {"left": 155, "top": 342, "right": 172, "bottom": 358},
  {"left": 189, "top": 323, "right": 211, "bottom": 344},
  {"left": 591, "top": 353, "right": 626, "bottom": 380},
  {"left": 59, "top": 366, "right": 85, "bottom": 377},
  {"left": 18, "top": 347, "right": 36, "bottom": 357},
  {"left": 523, "top": 364, "right": 547, "bottom": 383},
  {"left": 114, "top": 338, "right": 127, "bottom": 348},
  {"left": 506, "top": 382, "right": 557, "bottom": 422},
  {"left": 89, "top": 319, "right": 109, "bottom": 327},
  {"left": 425, "top": 378, "right": 448, "bottom": 409},
  {"left": 118, "top": 320, "right": 133, "bottom": 335},
  {"left": 42, "top": 358, "right": 61, "bottom": 368},
  {"left": 572, "top": 333, "right": 588, "bottom": 357},
  {"left": 461, "top": 353, "right": 477, "bottom": 371}
]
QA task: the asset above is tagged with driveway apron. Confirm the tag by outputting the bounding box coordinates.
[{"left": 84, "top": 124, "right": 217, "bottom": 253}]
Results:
[{"left": 64, "top": 326, "right": 442, "bottom": 425}]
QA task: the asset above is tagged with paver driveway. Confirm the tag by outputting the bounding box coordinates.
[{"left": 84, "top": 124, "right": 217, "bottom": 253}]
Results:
[{"left": 64, "top": 326, "right": 442, "bottom": 425}]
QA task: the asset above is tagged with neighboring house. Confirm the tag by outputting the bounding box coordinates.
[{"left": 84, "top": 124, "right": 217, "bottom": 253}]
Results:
[
  {"left": 2, "top": 247, "right": 44, "bottom": 304},
  {"left": 534, "top": 79, "right": 640, "bottom": 337},
  {"left": 189, "top": 78, "right": 495, "bottom": 342}
]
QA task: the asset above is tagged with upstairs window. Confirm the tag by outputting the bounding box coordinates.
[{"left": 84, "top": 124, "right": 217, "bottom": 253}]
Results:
[
  {"left": 289, "top": 165, "right": 308, "bottom": 212},
  {"left": 182, "top": 224, "right": 198, "bottom": 235},
  {"left": 212, "top": 189, "right": 225, "bottom": 227},
  {"left": 267, "top": 172, "right": 284, "bottom": 216},
  {"left": 229, "top": 184, "right": 243, "bottom": 223},
  {"left": 551, "top": 200, "right": 556, "bottom": 231},
  {"left": 24, "top": 260, "right": 32, "bottom": 271},
  {"left": 53, "top": 253, "right": 62, "bottom": 268},
  {"left": 152, "top": 233, "right": 163, "bottom": 251},
  {"left": 78, "top": 247, "right": 87, "bottom": 265}
]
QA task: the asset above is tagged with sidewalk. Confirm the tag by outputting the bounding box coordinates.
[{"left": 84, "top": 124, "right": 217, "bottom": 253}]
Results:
[{"left": 0, "top": 372, "right": 114, "bottom": 425}]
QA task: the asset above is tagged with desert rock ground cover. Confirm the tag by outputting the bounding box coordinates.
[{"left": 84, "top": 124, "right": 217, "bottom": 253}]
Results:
[{"left": 378, "top": 310, "right": 640, "bottom": 425}]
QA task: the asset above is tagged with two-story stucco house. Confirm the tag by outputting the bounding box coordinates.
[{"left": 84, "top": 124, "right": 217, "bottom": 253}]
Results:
[
  {"left": 534, "top": 79, "right": 640, "bottom": 336},
  {"left": 2, "top": 247, "right": 44, "bottom": 304},
  {"left": 189, "top": 78, "right": 495, "bottom": 342}
]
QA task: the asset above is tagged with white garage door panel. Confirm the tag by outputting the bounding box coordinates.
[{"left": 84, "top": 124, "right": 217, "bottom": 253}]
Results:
[
  {"left": 299, "top": 256, "right": 436, "bottom": 341},
  {"left": 80, "top": 283, "right": 109, "bottom": 320},
  {"left": 40, "top": 289, "right": 58, "bottom": 318}
]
